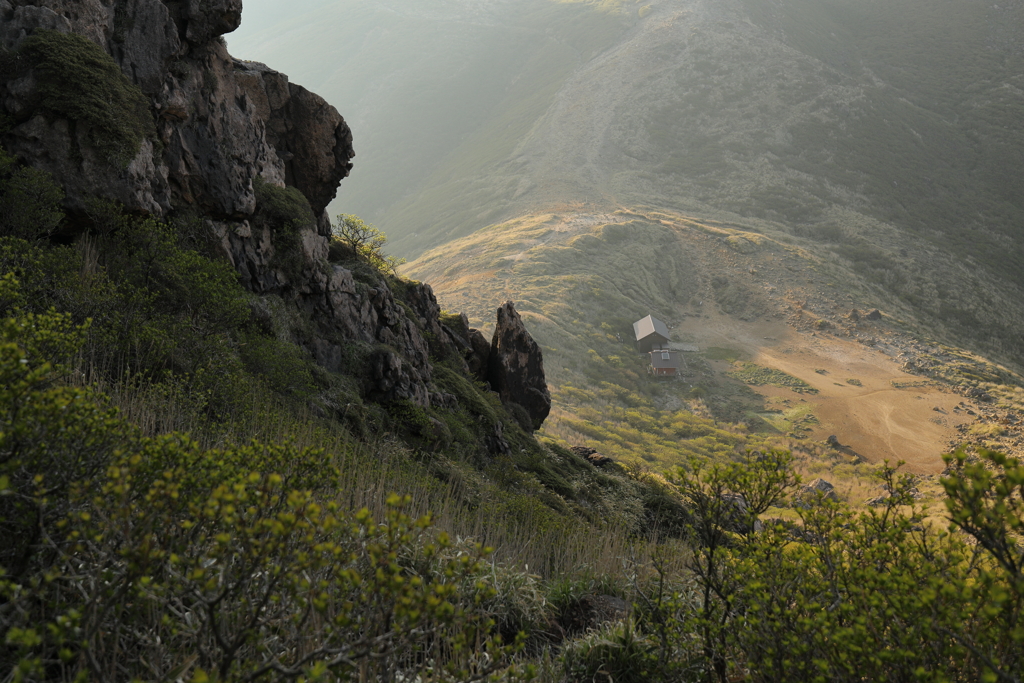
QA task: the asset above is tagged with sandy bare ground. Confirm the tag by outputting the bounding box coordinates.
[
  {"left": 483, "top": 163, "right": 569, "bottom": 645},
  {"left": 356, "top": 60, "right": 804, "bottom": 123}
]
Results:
[{"left": 676, "top": 311, "right": 970, "bottom": 474}]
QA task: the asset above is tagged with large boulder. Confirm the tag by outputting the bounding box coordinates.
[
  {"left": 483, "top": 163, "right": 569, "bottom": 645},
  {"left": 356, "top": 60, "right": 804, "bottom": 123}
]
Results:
[{"left": 485, "top": 302, "right": 551, "bottom": 431}]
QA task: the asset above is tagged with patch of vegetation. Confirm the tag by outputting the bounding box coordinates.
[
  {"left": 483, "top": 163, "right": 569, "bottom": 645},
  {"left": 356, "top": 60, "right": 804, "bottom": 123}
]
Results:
[
  {"left": 0, "top": 147, "right": 64, "bottom": 240},
  {"left": 253, "top": 176, "right": 316, "bottom": 283},
  {"left": 728, "top": 361, "right": 819, "bottom": 394},
  {"left": 18, "top": 30, "right": 155, "bottom": 166},
  {"left": 332, "top": 213, "right": 406, "bottom": 275},
  {"left": 758, "top": 403, "right": 818, "bottom": 435},
  {"left": 703, "top": 346, "right": 743, "bottom": 362}
]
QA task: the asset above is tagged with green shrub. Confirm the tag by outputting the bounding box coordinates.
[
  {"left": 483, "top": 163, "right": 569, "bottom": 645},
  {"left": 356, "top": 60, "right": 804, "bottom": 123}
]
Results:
[
  {"left": 238, "top": 330, "right": 318, "bottom": 400},
  {"left": 253, "top": 176, "right": 316, "bottom": 283},
  {"left": 0, "top": 147, "right": 63, "bottom": 240},
  {"left": 560, "top": 622, "right": 658, "bottom": 683},
  {"left": 0, "top": 275, "right": 125, "bottom": 576}
]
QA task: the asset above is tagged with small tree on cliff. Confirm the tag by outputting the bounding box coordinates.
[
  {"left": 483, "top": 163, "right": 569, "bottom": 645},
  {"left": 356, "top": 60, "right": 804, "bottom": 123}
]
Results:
[{"left": 332, "top": 213, "right": 405, "bottom": 275}]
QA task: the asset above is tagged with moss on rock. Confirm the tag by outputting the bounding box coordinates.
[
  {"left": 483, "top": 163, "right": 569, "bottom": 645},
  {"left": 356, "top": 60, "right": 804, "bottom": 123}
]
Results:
[{"left": 19, "top": 30, "right": 155, "bottom": 167}]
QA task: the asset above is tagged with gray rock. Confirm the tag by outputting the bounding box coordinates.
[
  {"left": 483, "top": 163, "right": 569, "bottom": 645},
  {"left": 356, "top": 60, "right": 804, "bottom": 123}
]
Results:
[
  {"left": 0, "top": 0, "right": 545, "bottom": 423},
  {"left": 569, "top": 445, "right": 613, "bottom": 468},
  {"left": 466, "top": 328, "right": 491, "bottom": 381},
  {"left": 484, "top": 419, "right": 511, "bottom": 456},
  {"left": 794, "top": 478, "right": 839, "bottom": 508},
  {"left": 0, "top": 0, "right": 353, "bottom": 225},
  {"left": 485, "top": 302, "right": 551, "bottom": 431}
]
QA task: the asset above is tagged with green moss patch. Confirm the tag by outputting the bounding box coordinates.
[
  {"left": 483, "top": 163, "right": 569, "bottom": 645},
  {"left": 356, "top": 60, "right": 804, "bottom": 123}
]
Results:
[
  {"left": 19, "top": 30, "right": 155, "bottom": 166},
  {"left": 253, "top": 177, "right": 316, "bottom": 282},
  {"left": 727, "top": 362, "right": 819, "bottom": 394}
]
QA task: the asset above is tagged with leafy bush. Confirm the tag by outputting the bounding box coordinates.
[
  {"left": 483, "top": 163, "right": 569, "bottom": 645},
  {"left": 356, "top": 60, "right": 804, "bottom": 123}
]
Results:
[
  {"left": 253, "top": 176, "right": 316, "bottom": 284},
  {"left": 611, "top": 449, "right": 1024, "bottom": 682},
  {"left": 560, "top": 622, "right": 658, "bottom": 683},
  {"left": 727, "top": 361, "right": 818, "bottom": 394}
]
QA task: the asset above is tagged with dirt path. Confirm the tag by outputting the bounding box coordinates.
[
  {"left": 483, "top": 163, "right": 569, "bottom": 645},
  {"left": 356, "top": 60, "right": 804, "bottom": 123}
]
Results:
[{"left": 676, "top": 311, "right": 969, "bottom": 474}]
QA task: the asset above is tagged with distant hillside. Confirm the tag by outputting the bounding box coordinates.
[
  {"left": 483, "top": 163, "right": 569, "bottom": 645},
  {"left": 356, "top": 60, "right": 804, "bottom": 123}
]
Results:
[
  {"left": 232, "top": 0, "right": 1024, "bottom": 366},
  {"left": 404, "top": 208, "right": 1024, "bottom": 496}
]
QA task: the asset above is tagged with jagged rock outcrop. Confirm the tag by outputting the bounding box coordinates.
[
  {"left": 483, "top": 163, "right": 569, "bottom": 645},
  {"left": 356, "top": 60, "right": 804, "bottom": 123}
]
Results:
[
  {"left": 234, "top": 60, "right": 352, "bottom": 232},
  {"left": 569, "top": 445, "right": 613, "bottom": 468},
  {"left": 0, "top": 1, "right": 550, "bottom": 416},
  {"left": 486, "top": 302, "right": 551, "bottom": 431}
]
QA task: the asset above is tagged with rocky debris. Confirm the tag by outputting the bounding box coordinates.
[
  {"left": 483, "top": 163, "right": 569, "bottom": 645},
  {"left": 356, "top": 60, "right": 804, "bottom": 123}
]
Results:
[
  {"left": 864, "top": 309, "right": 883, "bottom": 321},
  {"left": 569, "top": 445, "right": 613, "bottom": 468},
  {"left": 485, "top": 302, "right": 551, "bottom": 431},
  {"left": 794, "top": 478, "right": 838, "bottom": 508},
  {"left": 966, "top": 387, "right": 994, "bottom": 402},
  {"left": 848, "top": 309, "right": 861, "bottom": 322},
  {"left": 367, "top": 347, "right": 429, "bottom": 406},
  {"left": 429, "top": 392, "right": 459, "bottom": 412},
  {"left": 708, "top": 493, "right": 764, "bottom": 536},
  {"left": 826, "top": 434, "right": 841, "bottom": 448},
  {"left": 866, "top": 485, "right": 922, "bottom": 507}
]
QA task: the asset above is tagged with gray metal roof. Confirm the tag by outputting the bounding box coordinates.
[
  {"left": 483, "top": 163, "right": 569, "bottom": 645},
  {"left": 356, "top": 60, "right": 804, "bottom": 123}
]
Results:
[
  {"left": 633, "top": 314, "right": 670, "bottom": 342},
  {"left": 650, "top": 350, "right": 680, "bottom": 369}
]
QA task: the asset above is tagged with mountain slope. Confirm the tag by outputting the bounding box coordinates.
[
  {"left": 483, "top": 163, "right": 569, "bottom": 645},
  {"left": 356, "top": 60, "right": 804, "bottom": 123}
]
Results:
[{"left": 232, "top": 0, "right": 1024, "bottom": 367}]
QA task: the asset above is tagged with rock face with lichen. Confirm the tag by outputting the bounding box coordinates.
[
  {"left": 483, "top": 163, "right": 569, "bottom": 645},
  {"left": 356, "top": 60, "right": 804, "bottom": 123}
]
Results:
[
  {"left": 0, "top": 0, "right": 352, "bottom": 223},
  {"left": 0, "top": 0, "right": 379, "bottom": 387},
  {"left": 486, "top": 302, "right": 551, "bottom": 431}
]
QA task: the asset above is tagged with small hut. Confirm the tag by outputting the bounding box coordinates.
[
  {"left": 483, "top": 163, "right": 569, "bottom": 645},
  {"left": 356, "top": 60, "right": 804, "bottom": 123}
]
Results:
[{"left": 633, "top": 314, "right": 670, "bottom": 352}]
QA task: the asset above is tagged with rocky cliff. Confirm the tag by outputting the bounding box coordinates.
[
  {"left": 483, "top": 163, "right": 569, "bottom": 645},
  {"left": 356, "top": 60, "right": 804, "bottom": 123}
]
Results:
[{"left": 0, "top": 0, "right": 548, "bottom": 422}]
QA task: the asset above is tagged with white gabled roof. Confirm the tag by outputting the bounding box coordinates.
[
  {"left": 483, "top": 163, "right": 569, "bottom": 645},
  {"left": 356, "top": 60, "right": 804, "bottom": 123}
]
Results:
[{"left": 633, "top": 314, "right": 670, "bottom": 342}]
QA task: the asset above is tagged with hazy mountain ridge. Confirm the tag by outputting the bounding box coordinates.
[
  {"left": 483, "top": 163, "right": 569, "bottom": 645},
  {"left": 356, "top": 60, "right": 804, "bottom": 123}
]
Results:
[{"left": 233, "top": 0, "right": 1024, "bottom": 367}]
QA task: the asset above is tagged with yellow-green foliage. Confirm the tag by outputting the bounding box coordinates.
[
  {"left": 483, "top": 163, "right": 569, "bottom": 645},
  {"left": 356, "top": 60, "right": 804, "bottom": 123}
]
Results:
[
  {"left": 969, "top": 422, "right": 1007, "bottom": 438},
  {"left": 575, "top": 451, "right": 1024, "bottom": 681},
  {"left": 0, "top": 295, "right": 522, "bottom": 682},
  {"left": 331, "top": 213, "right": 406, "bottom": 275},
  {"left": 17, "top": 30, "right": 155, "bottom": 166}
]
